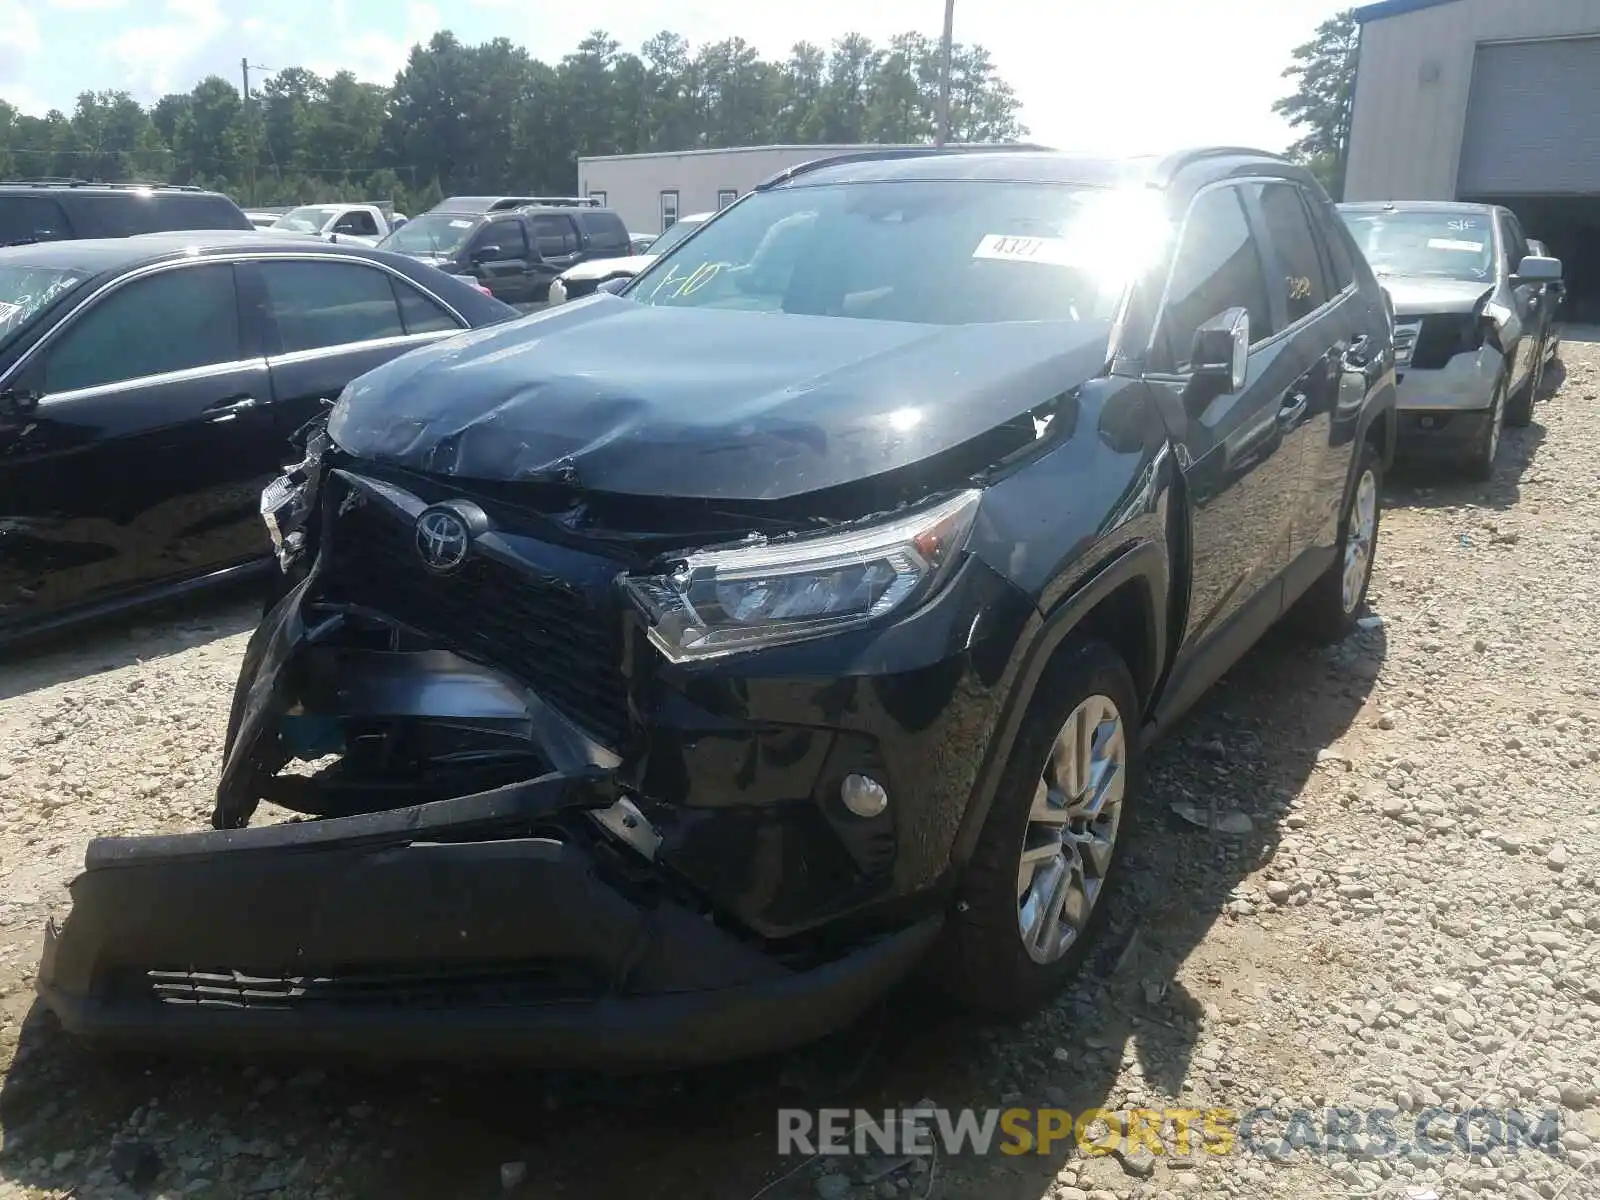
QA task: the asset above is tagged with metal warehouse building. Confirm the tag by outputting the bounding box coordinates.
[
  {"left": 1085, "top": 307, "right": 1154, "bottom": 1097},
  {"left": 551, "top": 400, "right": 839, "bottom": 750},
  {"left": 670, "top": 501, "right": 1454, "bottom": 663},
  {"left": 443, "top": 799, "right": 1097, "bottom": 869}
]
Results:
[
  {"left": 1345, "top": 0, "right": 1600, "bottom": 319},
  {"left": 577, "top": 143, "right": 1043, "bottom": 238}
]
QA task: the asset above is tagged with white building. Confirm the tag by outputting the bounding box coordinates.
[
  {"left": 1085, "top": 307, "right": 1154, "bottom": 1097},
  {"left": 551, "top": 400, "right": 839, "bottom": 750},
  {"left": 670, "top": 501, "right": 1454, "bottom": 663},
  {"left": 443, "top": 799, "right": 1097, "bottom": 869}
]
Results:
[
  {"left": 578, "top": 143, "right": 1043, "bottom": 237},
  {"left": 1345, "top": 0, "right": 1600, "bottom": 317}
]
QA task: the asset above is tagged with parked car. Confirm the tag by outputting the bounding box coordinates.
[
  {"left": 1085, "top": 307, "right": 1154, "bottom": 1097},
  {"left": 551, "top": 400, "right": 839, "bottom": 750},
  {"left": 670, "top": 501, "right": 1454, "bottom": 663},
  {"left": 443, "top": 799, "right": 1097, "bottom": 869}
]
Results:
[
  {"left": 0, "top": 182, "right": 252, "bottom": 247},
  {"left": 1528, "top": 238, "right": 1564, "bottom": 363},
  {"left": 243, "top": 210, "right": 285, "bottom": 230},
  {"left": 0, "top": 234, "right": 515, "bottom": 642},
  {"left": 628, "top": 232, "right": 658, "bottom": 254},
  {"left": 547, "top": 211, "right": 712, "bottom": 304},
  {"left": 377, "top": 203, "right": 633, "bottom": 305},
  {"left": 1339, "top": 201, "right": 1560, "bottom": 478},
  {"left": 268, "top": 203, "right": 406, "bottom": 246},
  {"left": 37, "top": 146, "right": 1396, "bottom": 1068}
]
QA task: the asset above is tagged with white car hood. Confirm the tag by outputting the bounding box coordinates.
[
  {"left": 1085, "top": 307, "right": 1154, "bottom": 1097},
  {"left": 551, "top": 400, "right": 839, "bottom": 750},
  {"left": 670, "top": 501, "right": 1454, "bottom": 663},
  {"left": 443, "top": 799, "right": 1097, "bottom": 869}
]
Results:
[{"left": 558, "top": 253, "right": 655, "bottom": 283}]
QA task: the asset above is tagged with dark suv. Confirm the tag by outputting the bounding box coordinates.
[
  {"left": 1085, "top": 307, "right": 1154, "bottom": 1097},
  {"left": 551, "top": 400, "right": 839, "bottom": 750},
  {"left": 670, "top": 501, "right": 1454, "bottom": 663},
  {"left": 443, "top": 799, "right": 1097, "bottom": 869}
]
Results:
[
  {"left": 0, "top": 181, "right": 251, "bottom": 246},
  {"left": 39, "top": 147, "right": 1397, "bottom": 1068},
  {"left": 377, "top": 201, "right": 631, "bottom": 305}
]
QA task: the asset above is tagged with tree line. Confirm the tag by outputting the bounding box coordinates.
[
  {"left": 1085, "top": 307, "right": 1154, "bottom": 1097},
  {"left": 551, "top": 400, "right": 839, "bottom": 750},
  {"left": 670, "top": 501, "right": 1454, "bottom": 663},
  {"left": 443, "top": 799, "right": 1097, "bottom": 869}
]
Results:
[{"left": 0, "top": 29, "right": 1028, "bottom": 214}]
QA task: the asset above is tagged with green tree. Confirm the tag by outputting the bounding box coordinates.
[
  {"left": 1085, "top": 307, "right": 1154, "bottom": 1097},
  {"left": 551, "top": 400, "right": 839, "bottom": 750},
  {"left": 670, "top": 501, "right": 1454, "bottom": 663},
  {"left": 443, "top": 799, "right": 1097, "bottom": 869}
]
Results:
[{"left": 1273, "top": 9, "right": 1359, "bottom": 199}]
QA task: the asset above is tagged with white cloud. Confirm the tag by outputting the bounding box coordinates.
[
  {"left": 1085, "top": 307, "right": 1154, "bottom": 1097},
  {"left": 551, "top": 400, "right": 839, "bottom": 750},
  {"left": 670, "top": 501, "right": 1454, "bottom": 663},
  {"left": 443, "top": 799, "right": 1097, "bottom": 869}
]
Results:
[
  {"left": 104, "top": 0, "right": 228, "bottom": 99},
  {"left": 305, "top": 1, "right": 439, "bottom": 84},
  {"left": 47, "top": 0, "right": 127, "bottom": 10},
  {"left": 0, "top": 0, "right": 42, "bottom": 82}
]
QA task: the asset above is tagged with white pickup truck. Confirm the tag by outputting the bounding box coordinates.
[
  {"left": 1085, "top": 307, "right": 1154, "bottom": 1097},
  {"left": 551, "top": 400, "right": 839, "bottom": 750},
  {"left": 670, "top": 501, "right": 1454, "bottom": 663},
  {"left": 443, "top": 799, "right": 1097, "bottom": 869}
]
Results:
[{"left": 266, "top": 203, "right": 408, "bottom": 247}]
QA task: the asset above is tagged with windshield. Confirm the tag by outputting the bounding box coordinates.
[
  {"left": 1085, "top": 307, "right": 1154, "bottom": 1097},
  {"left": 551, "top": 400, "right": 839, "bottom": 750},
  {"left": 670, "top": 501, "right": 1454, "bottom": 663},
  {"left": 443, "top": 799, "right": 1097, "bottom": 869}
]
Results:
[
  {"left": 642, "top": 216, "right": 705, "bottom": 259},
  {"left": 378, "top": 213, "right": 476, "bottom": 257},
  {"left": 626, "top": 181, "right": 1167, "bottom": 325},
  {"left": 1341, "top": 209, "right": 1496, "bottom": 282},
  {"left": 0, "top": 265, "right": 91, "bottom": 348},
  {"left": 273, "top": 206, "right": 339, "bottom": 234}
]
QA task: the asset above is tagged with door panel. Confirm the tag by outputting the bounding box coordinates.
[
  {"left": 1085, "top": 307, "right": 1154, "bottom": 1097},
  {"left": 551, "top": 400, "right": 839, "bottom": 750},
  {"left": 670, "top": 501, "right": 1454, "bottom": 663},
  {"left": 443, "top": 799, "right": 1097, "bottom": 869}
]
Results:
[
  {"left": 1148, "top": 184, "right": 1295, "bottom": 656},
  {"left": 251, "top": 258, "right": 461, "bottom": 438},
  {"left": 0, "top": 262, "right": 283, "bottom": 631},
  {"left": 468, "top": 218, "right": 536, "bottom": 305},
  {"left": 1246, "top": 181, "right": 1347, "bottom": 568}
]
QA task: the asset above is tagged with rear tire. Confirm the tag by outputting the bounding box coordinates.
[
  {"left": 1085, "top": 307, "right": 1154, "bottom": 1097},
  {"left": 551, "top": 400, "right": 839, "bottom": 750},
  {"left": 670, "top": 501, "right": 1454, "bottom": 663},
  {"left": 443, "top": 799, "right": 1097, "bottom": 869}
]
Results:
[
  {"left": 1291, "top": 440, "right": 1382, "bottom": 644},
  {"left": 934, "top": 638, "right": 1141, "bottom": 1017},
  {"left": 1465, "top": 361, "right": 1510, "bottom": 481}
]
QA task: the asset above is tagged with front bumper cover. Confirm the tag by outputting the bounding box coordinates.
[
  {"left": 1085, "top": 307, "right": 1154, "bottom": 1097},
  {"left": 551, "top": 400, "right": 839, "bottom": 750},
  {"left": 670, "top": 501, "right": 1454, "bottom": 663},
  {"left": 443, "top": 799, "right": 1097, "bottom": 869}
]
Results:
[{"left": 36, "top": 769, "right": 941, "bottom": 1069}]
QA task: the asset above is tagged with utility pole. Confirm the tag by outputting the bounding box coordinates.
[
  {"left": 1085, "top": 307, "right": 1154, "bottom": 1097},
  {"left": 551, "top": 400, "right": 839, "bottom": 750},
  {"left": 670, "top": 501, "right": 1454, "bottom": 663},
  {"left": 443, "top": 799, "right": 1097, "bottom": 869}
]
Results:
[
  {"left": 241, "top": 59, "right": 273, "bottom": 205},
  {"left": 934, "top": 0, "right": 956, "bottom": 146}
]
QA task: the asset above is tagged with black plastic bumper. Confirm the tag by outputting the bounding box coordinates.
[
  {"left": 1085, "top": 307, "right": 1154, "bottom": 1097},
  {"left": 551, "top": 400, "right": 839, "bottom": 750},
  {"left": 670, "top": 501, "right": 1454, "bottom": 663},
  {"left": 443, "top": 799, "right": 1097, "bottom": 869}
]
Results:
[
  {"left": 1395, "top": 408, "right": 1493, "bottom": 458},
  {"left": 36, "top": 772, "right": 942, "bottom": 1069}
]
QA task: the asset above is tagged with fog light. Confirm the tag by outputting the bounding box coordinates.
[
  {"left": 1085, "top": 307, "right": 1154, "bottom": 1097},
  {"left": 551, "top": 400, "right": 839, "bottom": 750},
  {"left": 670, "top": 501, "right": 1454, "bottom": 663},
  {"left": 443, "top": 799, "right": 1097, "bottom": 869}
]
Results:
[{"left": 840, "top": 773, "right": 889, "bottom": 818}]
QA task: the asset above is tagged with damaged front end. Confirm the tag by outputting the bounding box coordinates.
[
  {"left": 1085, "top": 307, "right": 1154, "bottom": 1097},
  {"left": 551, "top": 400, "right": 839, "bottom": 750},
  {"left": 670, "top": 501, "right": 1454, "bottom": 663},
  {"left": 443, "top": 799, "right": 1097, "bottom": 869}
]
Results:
[{"left": 38, "top": 411, "right": 1075, "bottom": 1066}]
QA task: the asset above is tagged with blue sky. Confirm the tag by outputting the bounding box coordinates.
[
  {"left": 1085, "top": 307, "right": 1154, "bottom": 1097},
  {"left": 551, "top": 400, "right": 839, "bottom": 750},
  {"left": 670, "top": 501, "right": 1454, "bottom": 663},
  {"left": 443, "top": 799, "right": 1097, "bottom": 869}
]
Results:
[{"left": 0, "top": 0, "right": 1348, "bottom": 155}]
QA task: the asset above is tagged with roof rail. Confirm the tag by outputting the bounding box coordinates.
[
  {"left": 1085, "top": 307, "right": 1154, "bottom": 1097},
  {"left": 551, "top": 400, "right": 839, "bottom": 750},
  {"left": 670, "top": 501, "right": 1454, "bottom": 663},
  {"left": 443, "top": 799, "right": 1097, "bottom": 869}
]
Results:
[
  {"left": 0, "top": 178, "right": 208, "bottom": 192},
  {"left": 1154, "top": 145, "right": 1288, "bottom": 182},
  {"left": 753, "top": 142, "right": 1055, "bottom": 191}
]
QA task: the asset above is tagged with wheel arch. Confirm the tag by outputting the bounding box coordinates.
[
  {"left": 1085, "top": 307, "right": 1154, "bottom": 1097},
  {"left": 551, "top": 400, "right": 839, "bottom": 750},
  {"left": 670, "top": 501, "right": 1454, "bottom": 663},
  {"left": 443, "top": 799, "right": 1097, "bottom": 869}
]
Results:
[{"left": 947, "top": 537, "right": 1169, "bottom": 873}]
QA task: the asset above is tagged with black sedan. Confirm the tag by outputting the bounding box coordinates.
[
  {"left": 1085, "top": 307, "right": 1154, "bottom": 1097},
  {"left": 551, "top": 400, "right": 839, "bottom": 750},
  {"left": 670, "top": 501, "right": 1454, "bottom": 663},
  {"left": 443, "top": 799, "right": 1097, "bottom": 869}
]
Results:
[{"left": 0, "top": 233, "right": 515, "bottom": 641}]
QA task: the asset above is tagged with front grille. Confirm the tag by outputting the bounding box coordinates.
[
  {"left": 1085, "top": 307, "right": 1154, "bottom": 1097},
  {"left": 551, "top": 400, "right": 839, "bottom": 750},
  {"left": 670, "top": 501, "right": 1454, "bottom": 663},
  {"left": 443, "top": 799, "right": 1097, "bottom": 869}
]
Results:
[
  {"left": 142, "top": 963, "right": 602, "bottom": 1011},
  {"left": 321, "top": 495, "right": 631, "bottom": 746}
]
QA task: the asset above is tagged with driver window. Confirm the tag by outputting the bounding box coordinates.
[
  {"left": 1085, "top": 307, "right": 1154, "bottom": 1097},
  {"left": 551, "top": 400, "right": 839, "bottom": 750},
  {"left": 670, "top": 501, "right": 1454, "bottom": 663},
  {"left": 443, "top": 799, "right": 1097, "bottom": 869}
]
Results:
[
  {"left": 1500, "top": 212, "right": 1529, "bottom": 275},
  {"left": 43, "top": 264, "right": 241, "bottom": 394},
  {"left": 1155, "top": 187, "right": 1274, "bottom": 372}
]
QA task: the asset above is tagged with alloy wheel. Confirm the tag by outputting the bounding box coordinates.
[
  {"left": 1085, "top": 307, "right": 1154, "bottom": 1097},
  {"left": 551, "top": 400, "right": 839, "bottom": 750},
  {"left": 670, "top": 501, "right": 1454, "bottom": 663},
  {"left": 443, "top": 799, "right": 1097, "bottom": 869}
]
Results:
[
  {"left": 1016, "top": 694, "right": 1126, "bottom": 965},
  {"left": 1341, "top": 467, "right": 1378, "bottom": 615}
]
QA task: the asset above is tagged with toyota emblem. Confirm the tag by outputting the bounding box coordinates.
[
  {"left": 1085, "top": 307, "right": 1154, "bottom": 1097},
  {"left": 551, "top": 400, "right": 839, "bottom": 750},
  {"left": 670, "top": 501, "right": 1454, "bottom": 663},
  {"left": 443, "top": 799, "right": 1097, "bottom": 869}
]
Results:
[{"left": 414, "top": 506, "right": 471, "bottom": 573}]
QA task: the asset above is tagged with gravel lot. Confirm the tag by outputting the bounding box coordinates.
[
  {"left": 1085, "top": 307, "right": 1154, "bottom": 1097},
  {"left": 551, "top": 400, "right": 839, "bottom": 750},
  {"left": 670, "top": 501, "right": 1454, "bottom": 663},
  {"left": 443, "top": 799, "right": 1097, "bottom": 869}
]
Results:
[{"left": 1, "top": 338, "right": 1598, "bottom": 1200}]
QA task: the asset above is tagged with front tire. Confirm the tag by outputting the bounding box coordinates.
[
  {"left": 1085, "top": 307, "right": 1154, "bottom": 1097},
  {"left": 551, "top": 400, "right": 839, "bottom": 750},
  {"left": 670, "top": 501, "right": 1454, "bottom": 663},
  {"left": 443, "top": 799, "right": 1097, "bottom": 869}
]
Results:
[
  {"left": 1465, "top": 360, "right": 1510, "bottom": 481},
  {"left": 934, "top": 639, "right": 1140, "bottom": 1016},
  {"left": 1505, "top": 338, "right": 1542, "bottom": 427},
  {"left": 1291, "top": 440, "right": 1382, "bottom": 644}
]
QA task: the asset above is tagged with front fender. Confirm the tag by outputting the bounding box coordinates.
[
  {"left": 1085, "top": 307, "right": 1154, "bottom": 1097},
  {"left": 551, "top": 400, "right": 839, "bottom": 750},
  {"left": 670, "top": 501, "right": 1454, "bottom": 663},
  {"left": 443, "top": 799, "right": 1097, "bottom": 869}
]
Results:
[{"left": 946, "top": 538, "right": 1170, "bottom": 872}]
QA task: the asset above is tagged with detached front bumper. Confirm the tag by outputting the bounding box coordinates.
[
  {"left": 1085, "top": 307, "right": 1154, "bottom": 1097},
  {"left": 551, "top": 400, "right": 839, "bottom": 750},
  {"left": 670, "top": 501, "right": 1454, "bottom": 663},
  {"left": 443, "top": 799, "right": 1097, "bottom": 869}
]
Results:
[{"left": 36, "top": 772, "right": 941, "bottom": 1069}]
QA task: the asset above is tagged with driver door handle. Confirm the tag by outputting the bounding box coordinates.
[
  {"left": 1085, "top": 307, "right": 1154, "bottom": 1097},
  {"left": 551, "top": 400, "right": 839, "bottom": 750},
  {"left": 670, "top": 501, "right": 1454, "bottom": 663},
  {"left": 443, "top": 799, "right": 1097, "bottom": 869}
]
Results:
[
  {"left": 1345, "top": 334, "right": 1372, "bottom": 367},
  {"left": 1278, "top": 392, "right": 1309, "bottom": 428},
  {"left": 205, "top": 394, "right": 259, "bottom": 423}
]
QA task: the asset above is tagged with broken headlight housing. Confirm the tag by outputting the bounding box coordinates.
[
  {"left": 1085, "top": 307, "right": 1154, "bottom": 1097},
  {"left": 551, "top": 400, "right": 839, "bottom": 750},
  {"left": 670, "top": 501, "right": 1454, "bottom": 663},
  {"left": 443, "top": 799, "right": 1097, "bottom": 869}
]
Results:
[
  {"left": 261, "top": 410, "right": 334, "bottom": 571},
  {"left": 624, "top": 490, "right": 981, "bottom": 662}
]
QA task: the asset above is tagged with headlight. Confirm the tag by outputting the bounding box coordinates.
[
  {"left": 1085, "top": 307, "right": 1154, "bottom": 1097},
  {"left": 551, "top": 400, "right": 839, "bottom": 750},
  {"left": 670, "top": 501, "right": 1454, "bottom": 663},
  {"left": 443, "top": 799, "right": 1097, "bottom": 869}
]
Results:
[
  {"left": 624, "top": 490, "right": 981, "bottom": 662},
  {"left": 260, "top": 416, "right": 332, "bottom": 566}
]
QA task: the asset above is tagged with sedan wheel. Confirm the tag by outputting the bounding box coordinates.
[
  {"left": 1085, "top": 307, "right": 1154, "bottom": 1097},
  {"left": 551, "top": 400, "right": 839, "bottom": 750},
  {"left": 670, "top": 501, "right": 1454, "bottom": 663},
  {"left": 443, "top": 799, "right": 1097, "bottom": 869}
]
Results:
[{"left": 1016, "top": 694, "right": 1126, "bottom": 964}]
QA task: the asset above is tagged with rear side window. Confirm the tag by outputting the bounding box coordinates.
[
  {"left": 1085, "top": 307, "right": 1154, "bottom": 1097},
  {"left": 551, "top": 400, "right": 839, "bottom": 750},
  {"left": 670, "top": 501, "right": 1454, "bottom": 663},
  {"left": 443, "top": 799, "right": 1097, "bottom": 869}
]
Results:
[
  {"left": 1253, "top": 182, "right": 1331, "bottom": 325},
  {"left": 577, "top": 210, "right": 629, "bottom": 251},
  {"left": 71, "top": 193, "right": 250, "bottom": 237},
  {"left": 259, "top": 260, "right": 407, "bottom": 352},
  {"left": 333, "top": 210, "right": 381, "bottom": 237},
  {"left": 43, "top": 264, "right": 240, "bottom": 392},
  {"left": 1308, "top": 197, "right": 1357, "bottom": 292},
  {"left": 0, "top": 196, "right": 73, "bottom": 245},
  {"left": 392, "top": 278, "right": 461, "bottom": 335},
  {"left": 528, "top": 214, "right": 579, "bottom": 258},
  {"left": 1157, "top": 186, "right": 1275, "bottom": 369}
]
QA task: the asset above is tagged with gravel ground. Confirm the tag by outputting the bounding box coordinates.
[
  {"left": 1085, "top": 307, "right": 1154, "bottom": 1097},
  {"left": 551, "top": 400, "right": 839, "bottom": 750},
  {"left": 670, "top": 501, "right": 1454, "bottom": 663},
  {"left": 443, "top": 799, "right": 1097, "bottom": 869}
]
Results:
[{"left": 1, "top": 337, "right": 1598, "bottom": 1200}]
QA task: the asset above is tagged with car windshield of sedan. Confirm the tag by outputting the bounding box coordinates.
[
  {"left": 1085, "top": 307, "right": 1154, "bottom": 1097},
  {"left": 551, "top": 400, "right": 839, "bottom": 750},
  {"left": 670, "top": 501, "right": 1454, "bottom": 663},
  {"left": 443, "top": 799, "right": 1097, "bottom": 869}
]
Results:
[
  {"left": 0, "top": 265, "right": 91, "bottom": 349},
  {"left": 1341, "top": 209, "right": 1496, "bottom": 282},
  {"left": 626, "top": 181, "right": 1169, "bottom": 325},
  {"left": 378, "top": 213, "right": 475, "bottom": 257},
  {"left": 273, "top": 206, "right": 339, "bottom": 233}
]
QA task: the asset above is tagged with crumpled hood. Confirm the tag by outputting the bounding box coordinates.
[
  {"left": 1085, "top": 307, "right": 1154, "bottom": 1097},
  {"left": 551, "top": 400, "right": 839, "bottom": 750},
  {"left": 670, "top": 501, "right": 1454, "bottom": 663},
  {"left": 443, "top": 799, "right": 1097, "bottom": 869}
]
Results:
[
  {"left": 560, "top": 253, "right": 654, "bottom": 283},
  {"left": 1380, "top": 274, "right": 1495, "bottom": 317},
  {"left": 327, "top": 297, "right": 1110, "bottom": 501}
]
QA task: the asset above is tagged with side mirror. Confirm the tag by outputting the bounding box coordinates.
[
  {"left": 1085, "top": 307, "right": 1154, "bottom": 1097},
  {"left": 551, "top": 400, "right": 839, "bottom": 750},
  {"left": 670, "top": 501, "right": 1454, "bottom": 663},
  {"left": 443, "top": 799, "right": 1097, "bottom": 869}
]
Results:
[
  {"left": 0, "top": 386, "right": 40, "bottom": 420},
  {"left": 471, "top": 244, "right": 504, "bottom": 263},
  {"left": 597, "top": 276, "right": 630, "bottom": 296},
  {"left": 1188, "top": 307, "right": 1250, "bottom": 394},
  {"left": 1514, "top": 254, "right": 1562, "bottom": 284}
]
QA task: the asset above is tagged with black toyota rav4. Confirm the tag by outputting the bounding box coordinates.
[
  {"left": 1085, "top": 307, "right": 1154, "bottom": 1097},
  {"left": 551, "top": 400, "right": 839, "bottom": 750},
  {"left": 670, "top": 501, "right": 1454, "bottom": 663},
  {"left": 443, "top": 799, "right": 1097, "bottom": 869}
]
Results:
[{"left": 39, "top": 147, "right": 1397, "bottom": 1068}]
